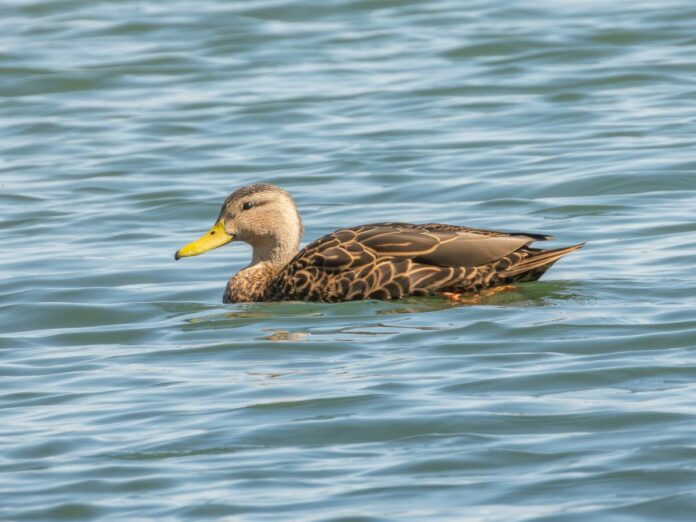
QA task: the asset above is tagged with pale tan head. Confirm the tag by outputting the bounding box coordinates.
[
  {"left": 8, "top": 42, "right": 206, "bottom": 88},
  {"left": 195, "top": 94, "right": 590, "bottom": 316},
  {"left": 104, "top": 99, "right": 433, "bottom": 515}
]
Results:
[{"left": 175, "top": 183, "right": 303, "bottom": 268}]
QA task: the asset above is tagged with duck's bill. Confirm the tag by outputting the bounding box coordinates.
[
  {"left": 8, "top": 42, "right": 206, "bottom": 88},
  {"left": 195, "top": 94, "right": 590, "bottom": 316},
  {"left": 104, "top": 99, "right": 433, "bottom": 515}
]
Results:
[{"left": 175, "top": 221, "right": 232, "bottom": 260}]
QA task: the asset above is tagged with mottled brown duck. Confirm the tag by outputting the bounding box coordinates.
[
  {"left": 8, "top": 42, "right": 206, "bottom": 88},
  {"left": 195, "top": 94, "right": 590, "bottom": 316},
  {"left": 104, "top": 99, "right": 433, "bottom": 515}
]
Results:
[{"left": 175, "top": 184, "right": 584, "bottom": 303}]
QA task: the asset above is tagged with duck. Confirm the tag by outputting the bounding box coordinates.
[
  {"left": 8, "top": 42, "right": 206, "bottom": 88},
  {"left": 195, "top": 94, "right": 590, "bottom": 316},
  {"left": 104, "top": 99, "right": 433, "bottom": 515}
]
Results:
[{"left": 175, "top": 183, "right": 584, "bottom": 303}]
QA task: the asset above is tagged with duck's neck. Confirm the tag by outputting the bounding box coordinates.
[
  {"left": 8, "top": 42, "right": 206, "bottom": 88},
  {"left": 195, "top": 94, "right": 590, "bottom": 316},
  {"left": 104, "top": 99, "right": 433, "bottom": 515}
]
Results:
[{"left": 250, "top": 232, "right": 299, "bottom": 269}]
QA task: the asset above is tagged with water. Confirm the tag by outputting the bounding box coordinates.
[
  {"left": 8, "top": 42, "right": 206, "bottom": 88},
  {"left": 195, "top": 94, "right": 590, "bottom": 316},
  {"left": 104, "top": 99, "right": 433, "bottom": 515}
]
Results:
[{"left": 2, "top": 0, "right": 696, "bottom": 520}]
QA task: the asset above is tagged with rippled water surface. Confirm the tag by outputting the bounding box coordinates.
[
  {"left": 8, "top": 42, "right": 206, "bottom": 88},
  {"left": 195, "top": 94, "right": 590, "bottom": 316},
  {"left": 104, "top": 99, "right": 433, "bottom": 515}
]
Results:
[{"left": 2, "top": 0, "right": 696, "bottom": 520}]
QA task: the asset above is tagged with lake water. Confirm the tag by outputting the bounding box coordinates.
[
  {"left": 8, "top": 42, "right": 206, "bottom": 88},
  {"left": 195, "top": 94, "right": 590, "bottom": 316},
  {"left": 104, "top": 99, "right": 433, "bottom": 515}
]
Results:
[{"left": 2, "top": 0, "right": 696, "bottom": 520}]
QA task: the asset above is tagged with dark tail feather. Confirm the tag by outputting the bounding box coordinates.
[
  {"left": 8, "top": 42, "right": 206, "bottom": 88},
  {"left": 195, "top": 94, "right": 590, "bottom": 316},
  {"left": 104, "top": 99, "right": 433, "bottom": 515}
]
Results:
[{"left": 501, "top": 242, "right": 585, "bottom": 279}]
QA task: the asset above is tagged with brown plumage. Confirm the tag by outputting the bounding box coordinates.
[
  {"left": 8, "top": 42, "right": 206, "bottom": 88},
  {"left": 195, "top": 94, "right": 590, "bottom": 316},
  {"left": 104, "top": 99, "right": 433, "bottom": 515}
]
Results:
[{"left": 174, "top": 184, "right": 584, "bottom": 303}]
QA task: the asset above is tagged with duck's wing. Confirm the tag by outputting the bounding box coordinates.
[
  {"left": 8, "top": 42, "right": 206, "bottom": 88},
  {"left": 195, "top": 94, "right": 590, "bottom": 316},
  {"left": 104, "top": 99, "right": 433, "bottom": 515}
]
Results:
[
  {"left": 412, "top": 223, "right": 554, "bottom": 242},
  {"left": 266, "top": 223, "right": 544, "bottom": 301},
  {"left": 346, "top": 223, "right": 534, "bottom": 267}
]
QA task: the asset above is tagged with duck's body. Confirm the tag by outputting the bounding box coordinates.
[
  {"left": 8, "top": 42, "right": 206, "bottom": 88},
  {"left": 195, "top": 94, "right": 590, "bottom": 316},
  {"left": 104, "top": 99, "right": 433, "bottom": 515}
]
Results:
[{"left": 175, "top": 184, "right": 583, "bottom": 303}]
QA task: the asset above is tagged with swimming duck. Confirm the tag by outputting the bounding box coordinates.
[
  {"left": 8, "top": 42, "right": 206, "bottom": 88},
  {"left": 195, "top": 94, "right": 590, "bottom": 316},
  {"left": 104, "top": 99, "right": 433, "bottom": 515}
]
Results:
[{"left": 175, "top": 184, "right": 583, "bottom": 303}]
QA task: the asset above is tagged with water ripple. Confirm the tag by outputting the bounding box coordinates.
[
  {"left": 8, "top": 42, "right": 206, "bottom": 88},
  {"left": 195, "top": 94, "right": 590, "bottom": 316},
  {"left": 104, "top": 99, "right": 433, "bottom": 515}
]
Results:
[{"left": 2, "top": 0, "right": 696, "bottom": 520}]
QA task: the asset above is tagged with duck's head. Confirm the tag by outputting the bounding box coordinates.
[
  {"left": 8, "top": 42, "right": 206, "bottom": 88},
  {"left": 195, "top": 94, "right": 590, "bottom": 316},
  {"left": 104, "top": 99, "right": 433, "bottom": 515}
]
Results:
[{"left": 175, "top": 183, "right": 303, "bottom": 266}]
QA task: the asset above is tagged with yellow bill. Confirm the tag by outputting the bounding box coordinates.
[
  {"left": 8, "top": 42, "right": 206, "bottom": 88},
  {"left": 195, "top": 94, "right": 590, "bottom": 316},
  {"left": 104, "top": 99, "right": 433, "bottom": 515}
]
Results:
[{"left": 175, "top": 221, "right": 232, "bottom": 260}]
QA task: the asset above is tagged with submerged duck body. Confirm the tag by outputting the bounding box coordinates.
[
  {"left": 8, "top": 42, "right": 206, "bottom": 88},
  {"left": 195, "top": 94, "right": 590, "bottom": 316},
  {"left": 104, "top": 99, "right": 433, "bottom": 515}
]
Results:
[{"left": 175, "top": 184, "right": 583, "bottom": 303}]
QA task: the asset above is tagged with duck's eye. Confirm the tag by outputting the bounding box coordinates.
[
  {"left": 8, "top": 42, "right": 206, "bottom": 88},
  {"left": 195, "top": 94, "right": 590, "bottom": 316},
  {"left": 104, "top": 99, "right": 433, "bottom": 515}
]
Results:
[{"left": 242, "top": 201, "right": 254, "bottom": 211}]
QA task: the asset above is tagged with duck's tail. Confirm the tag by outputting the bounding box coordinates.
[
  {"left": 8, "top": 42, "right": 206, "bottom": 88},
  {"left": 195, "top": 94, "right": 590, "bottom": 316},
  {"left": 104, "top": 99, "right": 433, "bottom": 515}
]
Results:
[{"left": 501, "top": 242, "right": 585, "bottom": 282}]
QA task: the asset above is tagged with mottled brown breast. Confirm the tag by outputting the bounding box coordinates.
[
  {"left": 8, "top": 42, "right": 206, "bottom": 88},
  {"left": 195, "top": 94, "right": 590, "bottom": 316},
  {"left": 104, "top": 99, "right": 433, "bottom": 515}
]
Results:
[{"left": 224, "top": 265, "right": 278, "bottom": 303}]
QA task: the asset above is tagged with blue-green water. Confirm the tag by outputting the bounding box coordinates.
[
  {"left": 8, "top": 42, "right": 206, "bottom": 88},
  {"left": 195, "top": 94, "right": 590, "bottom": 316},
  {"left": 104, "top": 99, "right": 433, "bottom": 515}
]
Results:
[{"left": 2, "top": 0, "right": 696, "bottom": 520}]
